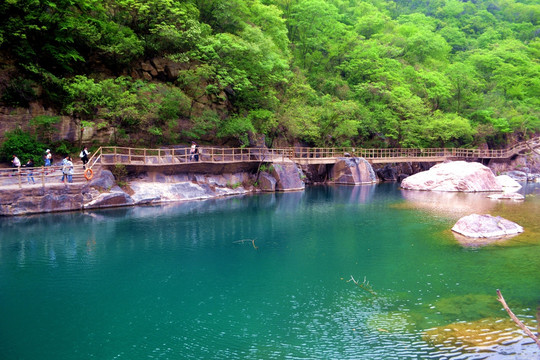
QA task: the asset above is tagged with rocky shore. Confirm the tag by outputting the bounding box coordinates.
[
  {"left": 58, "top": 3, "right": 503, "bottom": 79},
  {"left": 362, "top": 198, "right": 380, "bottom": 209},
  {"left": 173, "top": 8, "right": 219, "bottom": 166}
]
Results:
[{"left": 0, "top": 157, "right": 379, "bottom": 216}]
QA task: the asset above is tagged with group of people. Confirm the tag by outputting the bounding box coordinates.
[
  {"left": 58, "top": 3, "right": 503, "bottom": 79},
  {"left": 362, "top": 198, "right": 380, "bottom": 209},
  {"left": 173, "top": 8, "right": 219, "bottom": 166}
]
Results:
[
  {"left": 10, "top": 155, "right": 35, "bottom": 184},
  {"left": 10, "top": 146, "right": 90, "bottom": 184}
]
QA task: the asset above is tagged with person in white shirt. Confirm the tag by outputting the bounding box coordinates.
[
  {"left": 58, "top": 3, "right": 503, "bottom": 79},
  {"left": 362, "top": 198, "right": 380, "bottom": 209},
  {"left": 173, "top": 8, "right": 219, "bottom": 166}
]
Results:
[
  {"left": 12, "top": 155, "right": 21, "bottom": 168},
  {"left": 44, "top": 149, "right": 52, "bottom": 166}
]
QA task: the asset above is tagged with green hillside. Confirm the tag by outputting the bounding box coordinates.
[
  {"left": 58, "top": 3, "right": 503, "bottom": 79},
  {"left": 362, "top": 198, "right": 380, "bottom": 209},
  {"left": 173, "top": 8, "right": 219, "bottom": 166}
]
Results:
[{"left": 1, "top": 0, "right": 538, "bottom": 153}]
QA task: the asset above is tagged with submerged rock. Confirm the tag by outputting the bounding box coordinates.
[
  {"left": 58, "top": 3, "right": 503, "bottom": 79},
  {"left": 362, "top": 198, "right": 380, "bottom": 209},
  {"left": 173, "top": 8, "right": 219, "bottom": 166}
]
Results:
[
  {"left": 401, "top": 161, "right": 502, "bottom": 192},
  {"left": 430, "top": 294, "right": 502, "bottom": 322},
  {"left": 451, "top": 214, "right": 523, "bottom": 239},
  {"left": 423, "top": 318, "right": 524, "bottom": 348}
]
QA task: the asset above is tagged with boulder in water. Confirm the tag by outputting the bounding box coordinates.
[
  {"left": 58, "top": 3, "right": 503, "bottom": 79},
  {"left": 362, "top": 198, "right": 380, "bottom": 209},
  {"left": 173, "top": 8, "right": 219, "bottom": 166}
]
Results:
[{"left": 451, "top": 214, "right": 523, "bottom": 238}]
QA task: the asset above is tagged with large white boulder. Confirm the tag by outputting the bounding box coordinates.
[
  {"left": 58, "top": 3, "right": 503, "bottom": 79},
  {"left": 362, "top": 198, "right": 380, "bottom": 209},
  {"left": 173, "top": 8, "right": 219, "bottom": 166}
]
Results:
[{"left": 401, "top": 161, "right": 502, "bottom": 192}]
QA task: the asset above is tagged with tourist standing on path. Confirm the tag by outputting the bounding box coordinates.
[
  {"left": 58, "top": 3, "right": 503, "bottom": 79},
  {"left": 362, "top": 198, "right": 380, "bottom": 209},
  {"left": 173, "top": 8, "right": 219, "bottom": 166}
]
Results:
[
  {"left": 190, "top": 141, "right": 197, "bottom": 161},
  {"left": 44, "top": 149, "right": 52, "bottom": 166},
  {"left": 12, "top": 155, "right": 21, "bottom": 168},
  {"left": 25, "top": 159, "right": 35, "bottom": 184},
  {"left": 60, "top": 155, "right": 69, "bottom": 183},
  {"left": 66, "top": 157, "right": 74, "bottom": 183},
  {"left": 11, "top": 155, "right": 21, "bottom": 177},
  {"left": 190, "top": 141, "right": 199, "bottom": 162},
  {"left": 79, "top": 147, "right": 89, "bottom": 168}
]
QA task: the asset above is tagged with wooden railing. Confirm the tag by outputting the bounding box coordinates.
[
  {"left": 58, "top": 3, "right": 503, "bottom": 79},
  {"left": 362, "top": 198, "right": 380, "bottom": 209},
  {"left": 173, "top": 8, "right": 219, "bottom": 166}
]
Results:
[
  {"left": 0, "top": 165, "right": 87, "bottom": 188},
  {"left": 88, "top": 146, "right": 293, "bottom": 167}
]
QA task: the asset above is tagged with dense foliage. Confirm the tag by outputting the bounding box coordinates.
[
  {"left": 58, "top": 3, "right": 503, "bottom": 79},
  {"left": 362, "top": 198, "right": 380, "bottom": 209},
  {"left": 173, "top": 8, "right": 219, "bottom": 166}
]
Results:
[{"left": 0, "top": 0, "right": 538, "bottom": 149}]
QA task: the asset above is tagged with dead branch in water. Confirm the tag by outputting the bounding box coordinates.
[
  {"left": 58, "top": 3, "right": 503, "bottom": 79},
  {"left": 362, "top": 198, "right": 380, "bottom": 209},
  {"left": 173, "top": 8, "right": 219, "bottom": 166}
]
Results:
[
  {"left": 347, "top": 275, "right": 377, "bottom": 295},
  {"left": 233, "top": 239, "right": 258, "bottom": 250},
  {"left": 496, "top": 289, "right": 540, "bottom": 348}
]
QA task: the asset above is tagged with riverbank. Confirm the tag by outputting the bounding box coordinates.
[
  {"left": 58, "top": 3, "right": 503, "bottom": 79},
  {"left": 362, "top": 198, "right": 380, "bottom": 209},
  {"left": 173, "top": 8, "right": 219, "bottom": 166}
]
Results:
[{"left": 1, "top": 151, "right": 538, "bottom": 216}]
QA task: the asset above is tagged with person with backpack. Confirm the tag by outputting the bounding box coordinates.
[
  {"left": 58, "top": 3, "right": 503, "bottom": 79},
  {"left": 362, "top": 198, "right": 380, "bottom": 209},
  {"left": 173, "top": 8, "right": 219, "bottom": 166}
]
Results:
[{"left": 79, "top": 147, "right": 89, "bottom": 169}]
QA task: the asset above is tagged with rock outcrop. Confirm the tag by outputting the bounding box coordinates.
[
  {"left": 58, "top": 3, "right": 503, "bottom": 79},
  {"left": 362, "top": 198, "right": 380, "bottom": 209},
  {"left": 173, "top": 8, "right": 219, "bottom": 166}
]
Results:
[
  {"left": 330, "top": 157, "right": 377, "bottom": 185},
  {"left": 451, "top": 214, "right": 523, "bottom": 239},
  {"left": 401, "top": 161, "right": 502, "bottom": 192},
  {"left": 270, "top": 161, "right": 305, "bottom": 191}
]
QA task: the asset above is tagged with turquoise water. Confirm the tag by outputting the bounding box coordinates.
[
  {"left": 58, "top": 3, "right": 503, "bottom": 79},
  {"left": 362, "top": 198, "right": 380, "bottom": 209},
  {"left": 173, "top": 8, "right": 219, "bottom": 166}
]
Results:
[{"left": 1, "top": 183, "right": 539, "bottom": 359}]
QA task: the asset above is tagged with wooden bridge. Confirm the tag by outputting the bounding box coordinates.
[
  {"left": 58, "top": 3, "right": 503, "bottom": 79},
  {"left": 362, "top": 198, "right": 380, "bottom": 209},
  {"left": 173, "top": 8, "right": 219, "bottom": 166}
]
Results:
[
  {"left": 1, "top": 137, "right": 538, "bottom": 188},
  {"left": 90, "top": 136, "right": 539, "bottom": 166}
]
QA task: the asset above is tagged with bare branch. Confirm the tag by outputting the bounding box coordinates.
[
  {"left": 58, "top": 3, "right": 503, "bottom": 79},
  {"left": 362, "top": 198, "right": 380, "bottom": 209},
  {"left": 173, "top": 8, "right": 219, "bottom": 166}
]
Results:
[
  {"left": 347, "top": 275, "right": 377, "bottom": 295},
  {"left": 233, "top": 239, "right": 258, "bottom": 250},
  {"left": 497, "top": 289, "right": 540, "bottom": 348}
]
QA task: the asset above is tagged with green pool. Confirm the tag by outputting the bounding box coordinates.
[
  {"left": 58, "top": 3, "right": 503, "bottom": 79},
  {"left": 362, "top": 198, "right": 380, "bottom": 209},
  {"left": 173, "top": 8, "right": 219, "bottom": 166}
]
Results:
[{"left": 1, "top": 183, "right": 539, "bottom": 359}]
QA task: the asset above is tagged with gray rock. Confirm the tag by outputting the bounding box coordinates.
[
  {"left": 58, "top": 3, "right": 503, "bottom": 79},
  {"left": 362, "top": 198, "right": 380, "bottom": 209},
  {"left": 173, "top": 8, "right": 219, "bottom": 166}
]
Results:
[
  {"left": 330, "top": 157, "right": 377, "bottom": 184},
  {"left": 258, "top": 172, "right": 276, "bottom": 192},
  {"left": 504, "top": 171, "right": 527, "bottom": 182},
  {"left": 89, "top": 169, "right": 115, "bottom": 190},
  {"left": 376, "top": 164, "right": 397, "bottom": 181},
  {"left": 271, "top": 162, "right": 305, "bottom": 191}
]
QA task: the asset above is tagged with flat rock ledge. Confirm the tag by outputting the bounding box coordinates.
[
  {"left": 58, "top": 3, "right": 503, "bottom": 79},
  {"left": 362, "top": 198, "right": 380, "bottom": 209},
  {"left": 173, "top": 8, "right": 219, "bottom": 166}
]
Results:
[
  {"left": 401, "top": 161, "right": 502, "bottom": 192},
  {"left": 451, "top": 214, "right": 523, "bottom": 239}
]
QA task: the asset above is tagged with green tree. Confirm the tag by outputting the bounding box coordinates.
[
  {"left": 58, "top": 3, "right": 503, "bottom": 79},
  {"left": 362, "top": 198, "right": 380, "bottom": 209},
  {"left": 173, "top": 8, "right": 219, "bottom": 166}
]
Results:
[{"left": 30, "top": 115, "right": 61, "bottom": 144}]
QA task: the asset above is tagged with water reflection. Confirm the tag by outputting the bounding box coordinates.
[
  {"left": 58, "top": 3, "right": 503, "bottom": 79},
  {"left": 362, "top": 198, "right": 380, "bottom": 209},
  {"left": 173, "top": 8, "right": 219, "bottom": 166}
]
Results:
[{"left": 400, "top": 189, "right": 498, "bottom": 219}]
